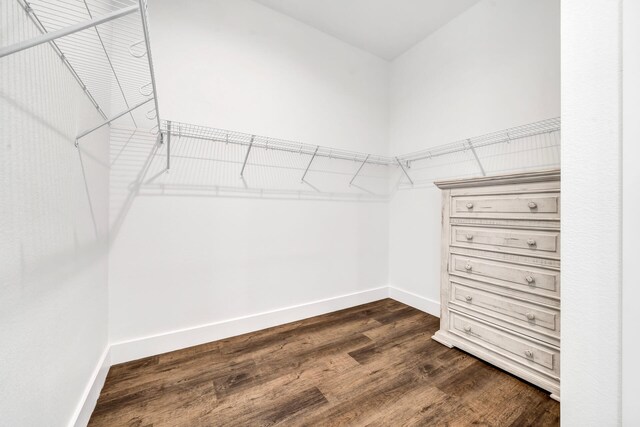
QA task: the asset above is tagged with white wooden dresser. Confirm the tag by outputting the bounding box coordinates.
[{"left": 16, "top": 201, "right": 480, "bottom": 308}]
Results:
[{"left": 431, "top": 169, "right": 560, "bottom": 400}]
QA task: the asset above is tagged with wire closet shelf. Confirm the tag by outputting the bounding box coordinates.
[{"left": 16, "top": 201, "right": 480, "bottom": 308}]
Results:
[
  {"left": 161, "top": 118, "right": 561, "bottom": 184},
  {"left": 396, "top": 117, "right": 561, "bottom": 165},
  {"left": 2, "top": 0, "right": 161, "bottom": 142},
  {"left": 160, "top": 121, "right": 393, "bottom": 166}
]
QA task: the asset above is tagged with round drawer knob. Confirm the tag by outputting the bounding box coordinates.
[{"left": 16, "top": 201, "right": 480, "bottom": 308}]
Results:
[
  {"left": 524, "top": 350, "right": 534, "bottom": 358},
  {"left": 528, "top": 201, "right": 538, "bottom": 209},
  {"left": 464, "top": 326, "right": 472, "bottom": 332},
  {"left": 526, "top": 312, "right": 536, "bottom": 321},
  {"left": 527, "top": 239, "right": 536, "bottom": 246},
  {"left": 465, "top": 234, "right": 473, "bottom": 241},
  {"left": 525, "top": 275, "right": 535, "bottom": 284},
  {"left": 464, "top": 263, "right": 472, "bottom": 271},
  {"left": 466, "top": 202, "right": 474, "bottom": 209},
  {"left": 465, "top": 295, "right": 473, "bottom": 302}
]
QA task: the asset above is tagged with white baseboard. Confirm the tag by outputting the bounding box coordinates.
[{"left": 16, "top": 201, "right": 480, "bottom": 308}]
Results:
[
  {"left": 388, "top": 286, "right": 440, "bottom": 318},
  {"left": 69, "top": 346, "right": 111, "bottom": 427},
  {"left": 71, "top": 285, "right": 439, "bottom": 425},
  {"left": 110, "top": 286, "right": 389, "bottom": 364}
]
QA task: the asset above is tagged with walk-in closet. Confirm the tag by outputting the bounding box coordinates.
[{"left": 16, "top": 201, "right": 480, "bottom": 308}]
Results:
[{"left": 1, "top": 0, "right": 638, "bottom": 425}]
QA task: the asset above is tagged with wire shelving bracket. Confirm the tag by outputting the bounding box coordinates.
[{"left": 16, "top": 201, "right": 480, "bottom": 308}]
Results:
[
  {"left": 301, "top": 146, "right": 320, "bottom": 183},
  {"left": 349, "top": 154, "right": 370, "bottom": 186},
  {"left": 395, "top": 157, "right": 414, "bottom": 186},
  {"left": 3, "top": 0, "right": 162, "bottom": 143},
  {"left": 466, "top": 139, "right": 486, "bottom": 176},
  {"left": 240, "top": 135, "right": 255, "bottom": 177}
]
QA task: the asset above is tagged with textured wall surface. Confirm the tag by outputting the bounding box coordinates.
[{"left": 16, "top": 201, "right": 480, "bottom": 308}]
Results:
[
  {"left": 622, "top": 0, "right": 640, "bottom": 424},
  {"left": 108, "top": 0, "right": 390, "bottom": 350},
  {"left": 0, "top": 1, "right": 111, "bottom": 425},
  {"left": 388, "top": 0, "right": 560, "bottom": 311},
  {"left": 150, "top": 0, "right": 389, "bottom": 153},
  {"left": 1, "top": 1, "right": 575, "bottom": 424},
  {"left": 561, "top": 0, "right": 622, "bottom": 424}
]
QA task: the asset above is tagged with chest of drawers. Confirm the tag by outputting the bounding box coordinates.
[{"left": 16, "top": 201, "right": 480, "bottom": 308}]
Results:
[{"left": 431, "top": 169, "right": 560, "bottom": 400}]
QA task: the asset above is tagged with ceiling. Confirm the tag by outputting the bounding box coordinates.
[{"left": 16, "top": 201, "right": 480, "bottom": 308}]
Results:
[{"left": 252, "top": 0, "right": 481, "bottom": 61}]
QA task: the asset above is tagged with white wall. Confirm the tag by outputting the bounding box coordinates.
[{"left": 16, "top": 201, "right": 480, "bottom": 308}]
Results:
[
  {"left": 150, "top": 0, "right": 388, "bottom": 152},
  {"left": 387, "top": 0, "right": 560, "bottom": 313},
  {"left": 622, "top": 0, "right": 639, "bottom": 424},
  {"left": 562, "top": 0, "right": 622, "bottom": 424},
  {"left": 5, "top": 0, "right": 636, "bottom": 424},
  {"left": 108, "top": 0, "right": 390, "bottom": 361},
  {"left": 0, "top": 1, "right": 111, "bottom": 425}
]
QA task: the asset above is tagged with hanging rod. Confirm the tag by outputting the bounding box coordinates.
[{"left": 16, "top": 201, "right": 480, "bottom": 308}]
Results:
[{"left": 0, "top": 5, "right": 139, "bottom": 58}]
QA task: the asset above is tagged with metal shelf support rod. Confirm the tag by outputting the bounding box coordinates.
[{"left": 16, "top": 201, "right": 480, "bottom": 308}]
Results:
[
  {"left": 0, "top": 4, "right": 139, "bottom": 58},
  {"left": 166, "top": 120, "right": 171, "bottom": 171},
  {"left": 349, "top": 154, "right": 370, "bottom": 186},
  {"left": 240, "top": 136, "right": 255, "bottom": 177},
  {"left": 395, "top": 156, "right": 414, "bottom": 185},
  {"left": 301, "top": 146, "right": 319, "bottom": 183},
  {"left": 467, "top": 139, "right": 486, "bottom": 176},
  {"left": 76, "top": 97, "right": 153, "bottom": 144},
  {"left": 138, "top": 0, "right": 162, "bottom": 134}
]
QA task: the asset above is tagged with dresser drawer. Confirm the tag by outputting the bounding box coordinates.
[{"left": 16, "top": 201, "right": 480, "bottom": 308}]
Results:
[
  {"left": 451, "top": 226, "right": 560, "bottom": 258},
  {"left": 451, "top": 282, "right": 559, "bottom": 337},
  {"left": 450, "top": 312, "right": 559, "bottom": 378},
  {"left": 450, "top": 254, "right": 560, "bottom": 299},
  {"left": 451, "top": 192, "right": 560, "bottom": 219}
]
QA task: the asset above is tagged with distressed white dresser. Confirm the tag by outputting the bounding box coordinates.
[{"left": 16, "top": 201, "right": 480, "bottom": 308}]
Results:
[{"left": 431, "top": 169, "right": 560, "bottom": 400}]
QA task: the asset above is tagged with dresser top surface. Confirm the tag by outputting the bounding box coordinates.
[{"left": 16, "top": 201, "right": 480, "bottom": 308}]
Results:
[{"left": 434, "top": 169, "right": 560, "bottom": 190}]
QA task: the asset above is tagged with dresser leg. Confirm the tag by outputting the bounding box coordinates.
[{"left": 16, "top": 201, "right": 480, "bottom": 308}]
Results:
[{"left": 431, "top": 331, "right": 454, "bottom": 348}]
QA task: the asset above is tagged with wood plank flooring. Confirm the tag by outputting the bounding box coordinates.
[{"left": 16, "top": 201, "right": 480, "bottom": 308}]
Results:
[{"left": 89, "top": 299, "right": 559, "bottom": 426}]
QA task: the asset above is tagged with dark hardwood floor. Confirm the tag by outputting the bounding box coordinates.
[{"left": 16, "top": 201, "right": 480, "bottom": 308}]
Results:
[{"left": 89, "top": 299, "right": 559, "bottom": 426}]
